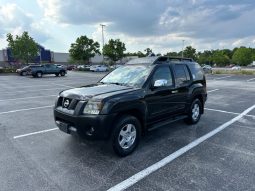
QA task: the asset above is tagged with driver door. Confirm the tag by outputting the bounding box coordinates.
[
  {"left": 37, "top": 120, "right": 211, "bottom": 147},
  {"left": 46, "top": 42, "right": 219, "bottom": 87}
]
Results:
[{"left": 145, "top": 65, "right": 181, "bottom": 124}]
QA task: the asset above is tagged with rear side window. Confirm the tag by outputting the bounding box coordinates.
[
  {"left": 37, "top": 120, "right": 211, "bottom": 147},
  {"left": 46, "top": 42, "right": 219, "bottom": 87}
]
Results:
[
  {"left": 174, "top": 64, "right": 191, "bottom": 86},
  {"left": 188, "top": 63, "right": 204, "bottom": 80}
]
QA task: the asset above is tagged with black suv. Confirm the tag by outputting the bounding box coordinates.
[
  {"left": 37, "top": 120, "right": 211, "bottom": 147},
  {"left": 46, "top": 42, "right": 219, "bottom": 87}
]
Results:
[{"left": 54, "top": 56, "right": 207, "bottom": 156}]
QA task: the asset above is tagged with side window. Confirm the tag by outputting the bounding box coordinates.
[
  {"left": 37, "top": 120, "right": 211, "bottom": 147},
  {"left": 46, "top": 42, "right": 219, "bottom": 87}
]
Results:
[
  {"left": 188, "top": 63, "right": 203, "bottom": 80},
  {"left": 174, "top": 65, "right": 191, "bottom": 86},
  {"left": 152, "top": 66, "right": 173, "bottom": 87}
]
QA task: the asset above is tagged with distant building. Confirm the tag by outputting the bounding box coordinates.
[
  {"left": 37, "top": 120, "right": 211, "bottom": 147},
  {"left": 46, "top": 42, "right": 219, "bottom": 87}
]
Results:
[{"left": 0, "top": 45, "right": 136, "bottom": 66}]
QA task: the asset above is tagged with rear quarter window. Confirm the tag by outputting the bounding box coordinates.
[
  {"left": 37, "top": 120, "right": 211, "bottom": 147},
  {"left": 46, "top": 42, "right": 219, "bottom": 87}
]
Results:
[{"left": 188, "top": 63, "right": 204, "bottom": 80}]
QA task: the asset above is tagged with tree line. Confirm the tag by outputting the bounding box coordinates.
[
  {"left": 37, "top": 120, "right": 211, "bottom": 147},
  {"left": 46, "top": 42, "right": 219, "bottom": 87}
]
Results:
[{"left": 6, "top": 31, "right": 255, "bottom": 66}]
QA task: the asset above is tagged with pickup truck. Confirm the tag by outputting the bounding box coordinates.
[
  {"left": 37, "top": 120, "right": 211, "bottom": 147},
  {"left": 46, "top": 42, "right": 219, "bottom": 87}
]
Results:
[{"left": 31, "top": 64, "right": 67, "bottom": 77}]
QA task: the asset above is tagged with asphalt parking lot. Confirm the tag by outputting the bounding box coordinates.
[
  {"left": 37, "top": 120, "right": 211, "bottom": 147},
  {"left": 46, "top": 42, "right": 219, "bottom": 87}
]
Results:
[{"left": 0, "top": 72, "right": 255, "bottom": 191}]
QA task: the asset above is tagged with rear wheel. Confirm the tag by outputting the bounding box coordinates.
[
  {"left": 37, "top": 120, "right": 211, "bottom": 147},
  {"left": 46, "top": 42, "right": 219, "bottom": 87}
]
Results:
[
  {"left": 111, "top": 115, "right": 141, "bottom": 157},
  {"left": 185, "top": 99, "right": 202, "bottom": 124},
  {"left": 60, "top": 71, "right": 65, "bottom": 76}
]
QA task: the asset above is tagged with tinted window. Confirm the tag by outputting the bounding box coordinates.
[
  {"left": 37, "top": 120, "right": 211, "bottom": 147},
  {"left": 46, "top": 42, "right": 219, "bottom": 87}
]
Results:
[
  {"left": 188, "top": 63, "right": 204, "bottom": 80},
  {"left": 174, "top": 65, "right": 190, "bottom": 86},
  {"left": 152, "top": 66, "right": 173, "bottom": 86}
]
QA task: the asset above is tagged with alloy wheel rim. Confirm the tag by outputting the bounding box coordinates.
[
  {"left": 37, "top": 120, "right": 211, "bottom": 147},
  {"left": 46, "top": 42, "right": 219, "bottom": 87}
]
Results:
[
  {"left": 192, "top": 103, "right": 200, "bottom": 121},
  {"left": 118, "top": 124, "right": 137, "bottom": 149}
]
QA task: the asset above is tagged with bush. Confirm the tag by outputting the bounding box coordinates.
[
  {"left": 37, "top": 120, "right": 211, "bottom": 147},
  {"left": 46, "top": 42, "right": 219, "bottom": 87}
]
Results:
[
  {"left": 76, "top": 67, "right": 90, "bottom": 71},
  {"left": 212, "top": 70, "right": 255, "bottom": 75},
  {"left": 0, "top": 68, "right": 16, "bottom": 73}
]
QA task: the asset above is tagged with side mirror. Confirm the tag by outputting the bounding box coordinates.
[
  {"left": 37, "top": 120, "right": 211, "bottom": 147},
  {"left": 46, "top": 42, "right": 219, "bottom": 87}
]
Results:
[{"left": 153, "top": 79, "right": 168, "bottom": 88}]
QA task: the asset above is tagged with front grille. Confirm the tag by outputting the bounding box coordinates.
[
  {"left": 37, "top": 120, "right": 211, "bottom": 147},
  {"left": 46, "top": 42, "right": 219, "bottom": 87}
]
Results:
[{"left": 57, "top": 97, "right": 79, "bottom": 110}]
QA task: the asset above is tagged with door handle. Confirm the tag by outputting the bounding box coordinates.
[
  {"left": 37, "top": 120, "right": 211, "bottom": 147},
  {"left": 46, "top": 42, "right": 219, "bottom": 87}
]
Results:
[{"left": 171, "top": 90, "right": 178, "bottom": 94}]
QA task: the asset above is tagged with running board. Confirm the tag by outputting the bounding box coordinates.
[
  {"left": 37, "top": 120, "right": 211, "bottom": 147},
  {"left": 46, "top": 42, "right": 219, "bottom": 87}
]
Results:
[{"left": 148, "top": 115, "right": 188, "bottom": 131}]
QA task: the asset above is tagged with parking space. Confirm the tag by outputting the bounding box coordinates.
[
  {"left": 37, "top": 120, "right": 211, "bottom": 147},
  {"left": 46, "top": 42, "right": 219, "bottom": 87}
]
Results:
[{"left": 0, "top": 72, "right": 255, "bottom": 191}]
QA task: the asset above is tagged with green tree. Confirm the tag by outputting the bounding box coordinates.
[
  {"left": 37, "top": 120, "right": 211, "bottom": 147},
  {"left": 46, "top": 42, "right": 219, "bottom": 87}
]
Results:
[
  {"left": 183, "top": 46, "right": 197, "bottom": 60},
  {"left": 137, "top": 51, "right": 145, "bottom": 57},
  {"left": 165, "top": 51, "right": 180, "bottom": 57},
  {"left": 69, "top": 35, "right": 100, "bottom": 64},
  {"left": 103, "top": 39, "right": 126, "bottom": 62},
  {"left": 211, "top": 50, "right": 230, "bottom": 66},
  {"left": 232, "top": 47, "right": 253, "bottom": 66},
  {"left": 144, "top": 48, "right": 153, "bottom": 56},
  {"left": 6, "top": 31, "right": 39, "bottom": 64}
]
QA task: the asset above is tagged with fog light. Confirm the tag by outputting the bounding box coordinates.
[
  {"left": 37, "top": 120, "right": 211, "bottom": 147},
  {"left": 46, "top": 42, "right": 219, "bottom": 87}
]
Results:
[{"left": 86, "top": 126, "right": 95, "bottom": 136}]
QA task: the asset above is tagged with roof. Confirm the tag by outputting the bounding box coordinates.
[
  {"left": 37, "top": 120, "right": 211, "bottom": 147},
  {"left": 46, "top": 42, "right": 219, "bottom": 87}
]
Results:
[{"left": 126, "top": 56, "right": 194, "bottom": 65}]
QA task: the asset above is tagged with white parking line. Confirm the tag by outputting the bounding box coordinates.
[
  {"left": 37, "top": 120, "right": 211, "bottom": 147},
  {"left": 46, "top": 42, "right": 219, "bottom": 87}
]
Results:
[
  {"left": 0, "top": 105, "right": 53, "bottom": 115},
  {"left": 0, "top": 83, "right": 75, "bottom": 89},
  {"left": 207, "top": 89, "right": 219, "bottom": 93},
  {"left": 0, "top": 87, "right": 64, "bottom": 94},
  {"left": 51, "top": 83, "right": 74, "bottom": 88},
  {"left": 0, "top": 95, "right": 56, "bottom": 102},
  {"left": 205, "top": 108, "right": 255, "bottom": 118},
  {"left": 214, "top": 76, "right": 231, "bottom": 80},
  {"left": 13, "top": 128, "right": 58, "bottom": 139},
  {"left": 107, "top": 104, "right": 255, "bottom": 191},
  {"left": 247, "top": 78, "right": 255, "bottom": 82}
]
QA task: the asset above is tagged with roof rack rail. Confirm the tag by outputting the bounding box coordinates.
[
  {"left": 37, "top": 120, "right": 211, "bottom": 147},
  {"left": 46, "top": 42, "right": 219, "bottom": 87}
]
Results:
[{"left": 167, "top": 57, "right": 194, "bottom": 62}]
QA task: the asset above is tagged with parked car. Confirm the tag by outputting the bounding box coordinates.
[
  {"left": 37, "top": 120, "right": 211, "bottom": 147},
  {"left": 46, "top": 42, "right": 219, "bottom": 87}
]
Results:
[
  {"left": 30, "top": 64, "right": 67, "bottom": 77},
  {"left": 16, "top": 65, "right": 41, "bottom": 76},
  {"left": 231, "top": 65, "right": 241, "bottom": 70},
  {"left": 55, "top": 64, "right": 65, "bottom": 68},
  {"left": 67, "top": 65, "right": 76, "bottom": 70},
  {"left": 90, "top": 65, "right": 108, "bottom": 72},
  {"left": 54, "top": 56, "right": 207, "bottom": 156},
  {"left": 202, "top": 65, "right": 212, "bottom": 74},
  {"left": 249, "top": 61, "right": 255, "bottom": 67},
  {"left": 77, "top": 65, "right": 85, "bottom": 69},
  {"left": 110, "top": 64, "right": 122, "bottom": 70}
]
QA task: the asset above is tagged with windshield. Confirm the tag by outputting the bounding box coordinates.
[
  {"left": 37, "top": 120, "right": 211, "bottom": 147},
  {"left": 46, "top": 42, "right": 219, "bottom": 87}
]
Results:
[
  {"left": 22, "top": 66, "right": 29, "bottom": 69},
  {"left": 100, "top": 65, "right": 152, "bottom": 87}
]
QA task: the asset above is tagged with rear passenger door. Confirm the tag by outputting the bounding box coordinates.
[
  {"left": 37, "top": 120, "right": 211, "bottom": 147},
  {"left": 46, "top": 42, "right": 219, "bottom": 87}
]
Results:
[
  {"left": 45, "top": 64, "right": 58, "bottom": 74},
  {"left": 172, "top": 64, "right": 192, "bottom": 111}
]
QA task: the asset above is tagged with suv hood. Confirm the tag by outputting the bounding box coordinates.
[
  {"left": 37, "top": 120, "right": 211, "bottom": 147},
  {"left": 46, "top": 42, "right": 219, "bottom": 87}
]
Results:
[{"left": 60, "top": 84, "right": 135, "bottom": 100}]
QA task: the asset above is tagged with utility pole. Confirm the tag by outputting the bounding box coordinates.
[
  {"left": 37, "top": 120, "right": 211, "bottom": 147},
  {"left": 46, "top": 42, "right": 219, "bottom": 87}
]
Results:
[
  {"left": 100, "top": 24, "right": 106, "bottom": 63},
  {"left": 182, "top": 40, "right": 185, "bottom": 58}
]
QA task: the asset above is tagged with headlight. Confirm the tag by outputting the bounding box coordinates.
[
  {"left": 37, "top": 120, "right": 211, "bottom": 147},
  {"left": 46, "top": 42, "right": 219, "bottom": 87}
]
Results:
[{"left": 83, "top": 100, "right": 103, "bottom": 115}]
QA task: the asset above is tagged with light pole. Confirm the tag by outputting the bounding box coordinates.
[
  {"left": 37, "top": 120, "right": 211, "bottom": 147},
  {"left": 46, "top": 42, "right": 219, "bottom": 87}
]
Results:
[
  {"left": 182, "top": 40, "right": 185, "bottom": 58},
  {"left": 38, "top": 49, "right": 42, "bottom": 64},
  {"left": 100, "top": 24, "right": 106, "bottom": 63}
]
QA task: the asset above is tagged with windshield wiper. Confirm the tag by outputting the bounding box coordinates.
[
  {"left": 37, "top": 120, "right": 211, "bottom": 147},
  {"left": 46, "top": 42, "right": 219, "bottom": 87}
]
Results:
[{"left": 106, "top": 82, "right": 131, "bottom": 87}]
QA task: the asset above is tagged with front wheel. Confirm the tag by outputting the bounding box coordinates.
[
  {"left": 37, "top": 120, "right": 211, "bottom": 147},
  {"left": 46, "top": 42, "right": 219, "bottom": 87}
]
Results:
[
  {"left": 111, "top": 115, "right": 141, "bottom": 157},
  {"left": 36, "top": 72, "right": 43, "bottom": 78},
  {"left": 185, "top": 99, "right": 202, "bottom": 124}
]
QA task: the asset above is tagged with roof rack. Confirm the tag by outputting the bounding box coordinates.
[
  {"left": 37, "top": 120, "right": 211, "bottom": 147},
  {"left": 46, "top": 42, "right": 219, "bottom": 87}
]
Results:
[{"left": 166, "top": 57, "right": 194, "bottom": 62}]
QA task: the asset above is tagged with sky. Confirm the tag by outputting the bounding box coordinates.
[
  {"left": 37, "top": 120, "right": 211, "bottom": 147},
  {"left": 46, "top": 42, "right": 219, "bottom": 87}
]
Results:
[{"left": 0, "top": 0, "right": 255, "bottom": 54}]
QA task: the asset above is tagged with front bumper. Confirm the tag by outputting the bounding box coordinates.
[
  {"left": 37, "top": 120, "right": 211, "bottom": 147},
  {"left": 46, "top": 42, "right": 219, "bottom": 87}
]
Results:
[{"left": 54, "top": 108, "right": 117, "bottom": 140}]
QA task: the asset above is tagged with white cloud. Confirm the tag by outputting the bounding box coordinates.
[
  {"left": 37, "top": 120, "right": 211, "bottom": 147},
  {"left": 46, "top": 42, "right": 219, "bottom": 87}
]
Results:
[{"left": 0, "top": 3, "right": 50, "bottom": 46}]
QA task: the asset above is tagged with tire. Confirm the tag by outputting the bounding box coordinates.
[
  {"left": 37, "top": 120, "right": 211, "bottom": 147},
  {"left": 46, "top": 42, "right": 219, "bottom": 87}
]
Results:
[
  {"left": 111, "top": 115, "right": 141, "bottom": 157},
  {"left": 60, "top": 71, "right": 65, "bottom": 76},
  {"left": 36, "top": 72, "right": 42, "bottom": 78},
  {"left": 185, "top": 98, "right": 202, "bottom": 125},
  {"left": 21, "top": 71, "right": 27, "bottom": 76}
]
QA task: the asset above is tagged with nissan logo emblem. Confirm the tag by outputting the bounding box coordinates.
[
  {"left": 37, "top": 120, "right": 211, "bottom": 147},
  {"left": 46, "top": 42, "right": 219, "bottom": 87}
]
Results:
[{"left": 63, "top": 99, "right": 70, "bottom": 108}]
